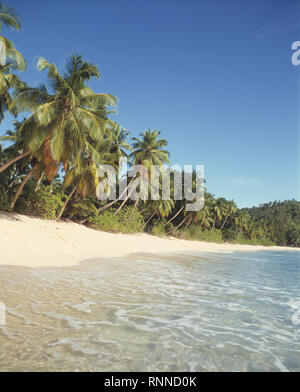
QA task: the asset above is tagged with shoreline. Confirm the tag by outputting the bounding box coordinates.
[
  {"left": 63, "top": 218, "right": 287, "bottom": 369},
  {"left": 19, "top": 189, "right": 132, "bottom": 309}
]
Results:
[{"left": 0, "top": 212, "right": 299, "bottom": 268}]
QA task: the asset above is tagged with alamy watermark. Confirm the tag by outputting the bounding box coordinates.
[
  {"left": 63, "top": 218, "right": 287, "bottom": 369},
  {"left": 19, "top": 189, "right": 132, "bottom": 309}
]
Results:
[
  {"left": 0, "top": 302, "right": 6, "bottom": 326},
  {"left": 97, "top": 160, "right": 205, "bottom": 211},
  {"left": 291, "top": 41, "right": 300, "bottom": 65}
]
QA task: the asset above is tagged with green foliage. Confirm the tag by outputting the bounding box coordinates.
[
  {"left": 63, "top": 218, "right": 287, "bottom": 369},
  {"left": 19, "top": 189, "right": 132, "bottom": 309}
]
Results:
[
  {"left": 89, "top": 206, "right": 144, "bottom": 234},
  {"left": 243, "top": 200, "right": 300, "bottom": 247},
  {"left": 231, "top": 234, "right": 275, "bottom": 247},
  {"left": 89, "top": 210, "right": 121, "bottom": 232},
  {"left": 150, "top": 219, "right": 174, "bottom": 237},
  {"left": 0, "top": 7, "right": 298, "bottom": 248},
  {"left": 14, "top": 185, "right": 65, "bottom": 219},
  {"left": 65, "top": 198, "right": 98, "bottom": 221},
  {"left": 118, "top": 206, "right": 145, "bottom": 233},
  {"left": 180, "top": 225, "right": 224, "bottom": 243},
  {"left": 0, "top": 189, "right": 12, "bottom": 211}
]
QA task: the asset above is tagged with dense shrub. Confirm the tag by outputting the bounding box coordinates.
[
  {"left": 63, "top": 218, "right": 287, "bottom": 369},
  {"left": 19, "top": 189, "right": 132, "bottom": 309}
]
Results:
[
  {"left": 118, "top": 206, "right": 145, "bottom": 233},
  {"left": 0, "top": 188, "right": 12, "bottom": 212},
  {"left": 89, "top": 210, "right": 121, "bottom": 232},
  {"left": 151, "top": 219, "right": 174, "bottom": 237},
  {"left": 14, "top": 185, "right": 65, "bottom": 220},
  {"left": 177, "top": 225, "right": 224, "bottom": 243},
  {"left": 65, "top": 198, "right": 98, "bottom": 221},
  {"left": 89, "top": 206, "right": 145, "bottom": 234},
  {"left": 231, "top": 235, "right": 275, "bottom": 246}
]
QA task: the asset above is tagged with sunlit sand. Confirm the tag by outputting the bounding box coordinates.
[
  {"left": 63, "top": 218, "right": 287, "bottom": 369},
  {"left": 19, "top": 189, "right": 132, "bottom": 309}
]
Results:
[{"left": 0, "top": 213, "right": 298, "bottom": 268}]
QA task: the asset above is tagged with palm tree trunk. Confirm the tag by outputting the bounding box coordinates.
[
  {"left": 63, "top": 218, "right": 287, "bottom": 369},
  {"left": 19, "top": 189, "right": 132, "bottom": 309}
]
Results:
[
  {"left": 0, "top": 151, "right": 31, "bottom": 174},
  {"left": 132, "top": 199, "right": 139, "bottom": 213},
  {"left": 57, "top": 185, "right": 77, "bottom": 220},
  {"left": 10, "top": 164, "right": 37, "bottom": 209},
  {"left": 185, "top": 216, "right": 193, "bottom": 230},
  {"left": 145, "top": 212, "right": 155, "bottom": 226},
  {"left": 114, "top": 186, "right": 135, "bottom": 215},
  {"left": 175, "top": 215, "right": 189, "bottom": 230},
  {"left": 167, "top": 205, "right": 184, "bottom": 223},
  {"left": 98, "top": 179, "right": 134, "bottom": 213},
  {"left": 220, "top": 213, "right": 229, "bottom": 230},
  {"left": 35, "top": 171, "right": 44, "bottom": 192}
]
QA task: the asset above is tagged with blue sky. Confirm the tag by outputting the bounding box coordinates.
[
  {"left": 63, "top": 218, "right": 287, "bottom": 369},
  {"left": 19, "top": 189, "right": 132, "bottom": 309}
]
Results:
[{"left": 1, "top": 0, "right": 300, "bottom": 207}]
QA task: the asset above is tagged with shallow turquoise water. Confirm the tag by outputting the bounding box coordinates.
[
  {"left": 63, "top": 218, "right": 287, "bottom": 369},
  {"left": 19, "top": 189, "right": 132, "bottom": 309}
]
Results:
[{"left": 0, "top": 250, "right": 299, "bottom": 371}]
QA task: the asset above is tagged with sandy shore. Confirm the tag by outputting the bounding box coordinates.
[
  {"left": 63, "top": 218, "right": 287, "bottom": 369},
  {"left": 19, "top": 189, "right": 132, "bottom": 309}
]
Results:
[{"left": 0, "top": 212, "right": 298, "bottom": 267}]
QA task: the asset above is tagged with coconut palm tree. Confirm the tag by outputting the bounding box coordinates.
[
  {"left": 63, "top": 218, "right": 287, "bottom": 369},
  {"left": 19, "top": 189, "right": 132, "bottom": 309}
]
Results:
[
  {"left": 181, "top": 205, "right": 213, "bottom": 231},
  {"left": 0, "top": 55, "right": 117, "bottom": 179},
  {"left": 211, "top": 204, "right": 222, "bottom": 230},
  {"left": 130, "top": 129, "right": 169, "bottom": 169},
  {"left": 219, "top": 200, "right": 237, "bottom": 230},
  {"left": 102, "top": 125, "right": 132, "bottom": 163},
  {"left": 113, "top": 129, "right": 170, "bottom": 215},
  {"left": 57, "top": 156, "right": 100, "bottom": 220},
  {"left": 144, "top": 198, "right": 175, "bottom": 226}
]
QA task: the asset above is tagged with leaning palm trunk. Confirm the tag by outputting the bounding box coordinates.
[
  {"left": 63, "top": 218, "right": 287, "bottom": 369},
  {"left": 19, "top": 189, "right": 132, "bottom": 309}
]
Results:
[
  {"left": 98, "top": 179, "right": 134, "bottom": 213},
  {"left": 0, "top": 151, "right": 31, "bottom": 175},
  {"left": 35, "top": 171, "right": 44, "bottom": 192},
  {"left": 57, "top": 185, "right": 77, "bottom": 220},
  {"left": 145, "top": 212, "right": 155, "bottom": 226},
  {"left": 114, "top": 186, "right": 135, "bottom": 215},
  {"left": 174, "top": 215, "right": 189, "bottom": 231},
  {"left": 10, "top": 165, "right": 37, "bottom": 209},
  {"left": 184, "top": 216, "right": 193, "bottom": 230},
  {"left": 220, "top": 213, "right": 229, "bottom": 230},
  {"left": 132, "top": 199, "right": 139, "bottom": 213},
  {"left": 167, "top": 205, "right": 184, "bottom": 223}
]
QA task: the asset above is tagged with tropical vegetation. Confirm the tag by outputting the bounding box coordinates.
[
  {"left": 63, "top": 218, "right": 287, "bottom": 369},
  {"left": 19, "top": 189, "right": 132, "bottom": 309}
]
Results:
[{"left": 0, "top": 2, "right": 299, "bottom": 248}]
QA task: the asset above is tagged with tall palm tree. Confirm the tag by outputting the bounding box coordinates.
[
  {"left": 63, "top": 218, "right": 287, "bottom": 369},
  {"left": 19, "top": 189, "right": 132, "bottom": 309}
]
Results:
[
  {"left": 211, "top": 204, "right": 222, "bottom": 230},
  {"left": 0, "top": 55, "right": 117, "bottom": 179},
  {"left": 57, "top": 156, "right": 100, "bottom": 220},
  {"left": 130, "top": 129, "right": 169, "bottom": 169},
  {"left": 114, "top": 129, "right": 170, "bottom": 215},
  {"left": 219, "top": 200, "right": 237, "bottom": 230},
  {"left": 102, "top": 125, "right": 132, "bottom": 163}
]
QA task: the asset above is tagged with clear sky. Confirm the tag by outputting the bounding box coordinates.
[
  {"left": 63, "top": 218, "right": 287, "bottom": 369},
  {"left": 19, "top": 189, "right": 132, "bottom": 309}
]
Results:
[{"left": 1, "top": 0, "right": 300, "bottom": 207}]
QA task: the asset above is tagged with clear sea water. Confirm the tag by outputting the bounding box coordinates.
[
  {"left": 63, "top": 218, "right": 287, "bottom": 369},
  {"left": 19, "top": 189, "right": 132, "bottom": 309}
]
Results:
[{"left": 0, "top": 250, "right": 299, "bottom": 372}]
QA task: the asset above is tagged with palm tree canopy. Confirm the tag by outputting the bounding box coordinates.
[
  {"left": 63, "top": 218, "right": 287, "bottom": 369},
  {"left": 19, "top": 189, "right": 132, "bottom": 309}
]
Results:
[
  {"left": 13, "top": 54, "right": 118, "bottom": 180},
  {"left": 149, "top": 198, "right": 175, "bottom": 218},
  {"left": 0, "top": 63, "right": 24, "bottom": 122},
  {"left": 0, "top": 3, "right": 20, "bottom": 32},
  {"left": 130, "top": 129, "right": 170, "bottom": 169}
]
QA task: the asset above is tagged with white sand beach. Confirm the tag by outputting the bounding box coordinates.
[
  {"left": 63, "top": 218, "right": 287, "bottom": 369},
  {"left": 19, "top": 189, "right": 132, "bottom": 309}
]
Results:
[{"left": 0, "top": 212, "right": 298, "bottom": 267}]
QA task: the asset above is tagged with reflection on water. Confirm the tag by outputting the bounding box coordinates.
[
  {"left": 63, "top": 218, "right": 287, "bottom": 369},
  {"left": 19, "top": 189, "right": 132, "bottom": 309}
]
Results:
[{"left": 0, "top": 251, "right": 299, "bottom": 372}]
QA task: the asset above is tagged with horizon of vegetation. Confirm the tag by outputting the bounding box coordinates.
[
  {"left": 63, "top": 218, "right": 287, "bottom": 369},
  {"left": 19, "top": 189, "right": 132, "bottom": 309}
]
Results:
[{"left": 0, "top": 2, "right": 299, "bottom": 248}]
